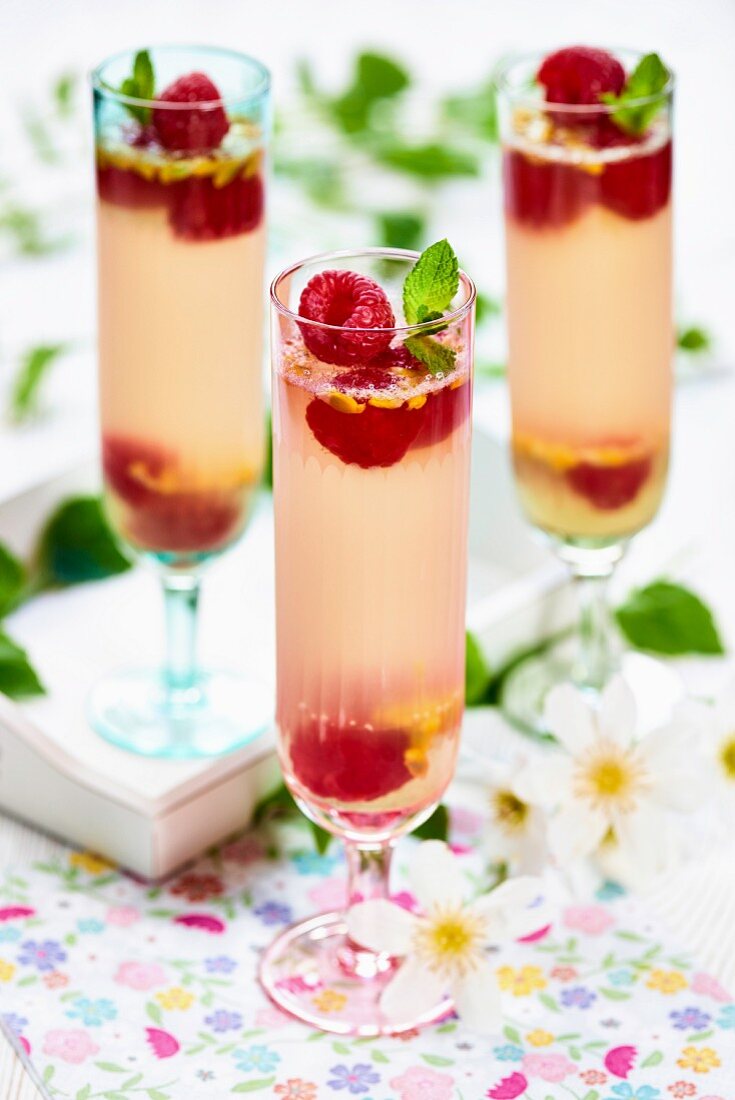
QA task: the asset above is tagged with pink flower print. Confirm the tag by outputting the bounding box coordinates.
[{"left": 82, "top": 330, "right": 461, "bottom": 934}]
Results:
[
  {"left": 222, "top": 835, "right": 265, "bottom": 864},
  {"left": 604, "top": 1045, "right": 637, "bottom": 1078},
  {"left": 486, "top": 1072, "right": 528, "bottom": 1099},
  {"left": 581, "top": 1069, "right": 607, "bottom": 1085},
  {"left": 450, "top": 805, "right": 484, "bottom": 836},
  {"left": 276, "top": 974, "right": 322, "bottom": 995},
  {"left": 390, "top": 1065, "right": 454, "bottom": 1100},
  {"left": 43, "top": 1029, "right": 99, "bottom": 1065},
  {"left": 43, "top": 972, "right": 69, "bottom": 990},
  {"left": 255, "top": 1005, "right": 292, "bottom": 1028},
  {"left": 106, "top": 905, "right": 140, "bottom": 927},
  {"left": 551, "top": 965, "right": 578, "bottom": 981},
  {"left": 308, "top": 876, "right": 348, "bottom": 910},
  {"left": 145, "top": 1027, "right": 180, "bottom": 1059},
  {"left": 173, "top": 912, "right": 225, "bottom": 934},
  {"left": 691, "top": 971, "right": 732, "bottom": 1002},
  {"left": 564, "top": 904, "right": 615, "bottom": 935},
  {"left": 115, "top": 961, "right": 167, "bottom": 991},
  {"left": 522, "top": 1053, "right": 577, "bottom": 1083},
  {"left": 391, "top": 890, "right": 419, "bottom": 913}
]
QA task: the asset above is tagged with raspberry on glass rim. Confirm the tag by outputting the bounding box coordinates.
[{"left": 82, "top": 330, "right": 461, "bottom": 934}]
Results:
[
  {"left": 298, "top": 269, "right": 396, "bottom": 366},
  {"left": 151, "top": 71, "right": 229, "bottom": 152},
  {"left": 537, "top": 46, "right": 626, "bottom": 105}
]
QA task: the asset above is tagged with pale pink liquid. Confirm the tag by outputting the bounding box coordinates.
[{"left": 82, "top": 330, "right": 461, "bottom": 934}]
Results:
[
  {"left": 273, "top": 340, "right": 472, "bottom": 828},
  {"left": 96, "top": 177, "right": 265, "bottom": 559},
  {"left": 505, "top": 134, "right": 672, "bottom": 541}
]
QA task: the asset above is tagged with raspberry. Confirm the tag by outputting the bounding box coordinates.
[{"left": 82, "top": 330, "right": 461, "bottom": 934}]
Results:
[
  {"left": 411, "top": 378, "right": 471, "bottom": 450},
  {"left": 537, "top": 46, "right": 625, "bottom": 105},
  {"left": 503, "top": 150, "right": 593, "bottom": 229},
  {"left": 288, "top": 718, "right": 412, "bottom": 803},
  {"left": 298, "top": 270, "right": 395, "bottom": 366},
  {"left": 306, "top": 394, "right": 425, "bottom": 469},
  {"left": 168, "top": 172, "right": 264, "bottom": 241},
  {"left": 96, "top": 163, "right": 167, "bottom": 209},
  {"left": 600, "top": 140, "right": 672, "bottom": 220},
  {"left": 151, "top": 72, "right": 229, "bottom": 153},
  {"left": 102, "top": 435, "right": 244, "bottom": 553},
  {"left": 566, "top": 455, "right": 652, "bottom": 510}
]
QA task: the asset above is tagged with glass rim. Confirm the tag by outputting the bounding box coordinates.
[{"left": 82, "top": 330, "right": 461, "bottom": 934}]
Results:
[
  {"left": 90, "top": 44, "right": 270, "bottom": 111},
  {"left": 495, "top": 48, "right": 675, "bottom": 115},
  {"left": 270, "top": 247, "right": 477, "bottom": 336}
]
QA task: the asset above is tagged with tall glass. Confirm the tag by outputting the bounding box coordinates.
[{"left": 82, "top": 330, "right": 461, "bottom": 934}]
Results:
[
  {"left": 260, "top": 249, "right": 475, "bottom": 1034},
  {"left": 89, "top": 47, "right": 271, "bottom": 757},
  {"left": 497, "top": 50, "right": 674, "bottom": 732}
]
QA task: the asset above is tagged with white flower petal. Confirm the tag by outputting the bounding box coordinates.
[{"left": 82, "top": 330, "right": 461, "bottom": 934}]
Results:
[
  {"left": 380, "top": 954, "right": 446, "bottom": 1023},
  {"left": 612, "top": 804, "right": 674, "bottom": 883},
  {"left": 599, "top": 676, "right": 637, "bottom": 745},
  {"left": 347, "top": 899, "right": 417, "bottom": 956},
  {"left": 410, "top": 841, "right": 465, "bottom": 911},
  {"left": 471, "top": 875, "right": 541, "bottom": 922},
  {"left": 513, "top": 755, "right": 572, "bottom": 808},
  {"left": 452, "top": 957, "right": 502, "bottom": 1034},
  {"left": 544, "top": 684, "right": 596, "bottom": 755},
  {"left": 548, "top": 801, "right": 608, "bottom": 866}
]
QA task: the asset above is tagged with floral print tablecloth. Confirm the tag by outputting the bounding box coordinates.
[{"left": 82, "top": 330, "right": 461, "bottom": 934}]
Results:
[{"left": 0, "top": 806, "right": 733, "bottom": 1100}]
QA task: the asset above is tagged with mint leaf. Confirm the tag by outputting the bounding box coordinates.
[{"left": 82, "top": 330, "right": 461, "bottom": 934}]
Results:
[
  {"left": 475, "top": 292, "right": 502, "bottom": 326},
  {"left": 466, "top": 630, "right": 491, "bottom": 705},
  {"left": 615, "top": 580, "right": 724, "bottom": 656},
  {"left": 677, "top": 325, "right": 711, "bottom": 353},
  {"left": 601, "top": 52, "right": 669, "bottom": 135},
  {"left": 118, "top": 50, "right": 155, "bottom": 124},
  {"left": 403, "top": 239, "right": 459, "bottom": 326},
  {"left": 442, "top": 79, "right": 498, "bottom": 141},
  {"left": 53, "top": 72, "right": 77, "bottom": 117},
  {"left": 274, "top": 156, "right": 345, "bottom": 208},
  {"left": 0, "top": 203, "right": 70, "bottom": 257},
  {"left": 9, "top": 342, "right": 68, "bottom": 423},
  {"left": 404, "top": 335, "right": 456, "bottom": 375},
  {"left": 0, "top": 544, "right": 26, "bottom": 617},
  {"left": 375, "top": 141, "right": 479, "bottom": 180},
  {"left": 413, "top": 803, "right": 449, "bottom": 842},
  {"left": 0, "top": 630, "right": 44, "bottom": 698},
  {"left": 254, "top": 781, "right": 331, "bottom": 853},
  {"left": 35, "top": 496, "right": 131, "bottom": 588},
  {"left": 375, "top": 210, "right": 426, "bottom": 252},
  {"left": 331, "top": 52, "right": 409, "bottom": 134}
]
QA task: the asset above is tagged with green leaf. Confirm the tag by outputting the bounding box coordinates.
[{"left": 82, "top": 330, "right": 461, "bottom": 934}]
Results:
[
  {"left": 309, "top": 820, "right": 332, "bottom": 855},
  {"left": 599, "top": 987, "right": 631, "bottom": 1001},
  {"left": 582, "top": 1092, "right": 600, "bottom": 1100},
  {"left": 35, "top": 496, "right": 132, "bottom": 588},
  {"left": 615, "top": 580, "right": 725, "bottom": 656},
  {"left": 465, "top": 630, "right": 491, "bottom": 705},
  {"left": 420, "top": 1053, "right": 454, "bottom": 1067},
  {"left": 94, "top": 1062, "right": 127, "bottom": 1073},
  {"left": 475, "top": 292, "right": 502, "bottom": 326},
  {"left": 331, "top": 52, "right": 410, "bottom": 133},
  {"left": 641, "top": 1050, "right": 664, "bottom": 1067},
  {"left": 375, "top": 211, "right": 426, "bottom": 252},
  {"left": 404, "top": 336, "right": 456, "bottom": 375},
  {"left": 231, "top": 1080, "right": 276, "bottom": 1093},
  {"left": 117, "top": 50, "right": 155, "bottom": 123},
  {"left": 442, "top": 81, "right": 498, "bottom": 141},
  {"left": 0, "top": 630, "right": 44, "bottom": 698},
  {"left": 42, "top": 1066, "right": 55, "bottom": 1083},
  {"left": 371, "top": 1049, "right": 389, "bottom": 1063},
  {"left": 375, "top": 142, "right": 479, "bottom": 180},
  {"left": 403, "top": 239, "right": 460, "bottom": 325},
  {"left": 274, "top": 157, "right": 345, "bottom": 208},
  {"left": 0, "top": 203, "right": 70, "bottom": 257},
  {"left": 677, "top": 325, "right": 711, "bottom": 353},
  {"left": 9, "top": 342, "right": 69, "bottom": 423},
  {"left": 476, "top": 361, "right": 506, "bottom": 380},
  {"left": 54, "top": 72, "right": 77, "bottom": 116},
  {"left": 147, "top": 1091, "right": 171, "bottom": 1100},
  {"left": 0, "top": 543, "right": 25, "bottom": 617},
  {"left": 122, "top": 1075, "right": 143, "bottom": 1089},
  {"left": 76, "top": 1087, "right": 92, "bottom": 1100},
  {"left": 262, "top": 410, "right": 273, "bottom": 490},
  {"left": 146, "top": 1001, "right": 163, "bottom": 1026},
  {"left": 538, "top": 991, "right": 560, "bottom": 1012},
  {"left": 601, "top": 53, "right": 669, "bottom": 135},
  {"left": 503, "top": 1025, "right": 521, "bottom": 1043},
  {"left": 332, "top": 1041, "right": 351, "bottom": 1054},
  {"left": 413, "top": 803, "right": 449, "bottom": 842}
]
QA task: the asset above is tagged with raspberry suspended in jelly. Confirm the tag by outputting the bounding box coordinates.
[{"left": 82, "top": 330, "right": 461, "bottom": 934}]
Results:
[
  {"left": 306, "top": 392, "right": 425, "bottom": 469},
  {"left": 151, "top": 72, "right": 229, "bottom": 153},
  {"left": 566, "top": 454, "right": 652, "bottom": 510},
  {"left": 411, "top": 378, "right": 471, "bottom": 449},
  {"left": 288, "top": 718, "right": 413, "bottom": 803},
  {"left": 298, "top": 270, "right": 395, "bottom": 366},
  {"left": 600, "top": 139, "right": 672, "bottom": 220},
  {"left": 168, "top": 172, "right": 264, "bottom": 241},
  {"left": 102, "top": 435, "right": 244, "bottom": 553},
  {"left": 537, "top": 46, "right": 625, "bottom": 105},
  {"left": 504, "top": 149, "right": 593, "bottom": 229}
]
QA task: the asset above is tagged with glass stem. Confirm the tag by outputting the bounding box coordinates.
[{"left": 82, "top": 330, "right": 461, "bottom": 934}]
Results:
[
  {"left": 568, "top": 545, "right": 624, "bottom": 693},
  {"left": 162, "top": 573, "right": 201, "bottom": 696},
  {"left": 339, "top": 839, "right": 395, "bottom": 979}
]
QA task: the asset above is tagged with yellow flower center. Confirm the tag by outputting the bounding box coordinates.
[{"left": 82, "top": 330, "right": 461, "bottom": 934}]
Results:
[
  {"left": 573, "top": 740, "right": 649, "bottom": 814},
  {"left": 492, "top": 789, "right": 529, "bottom": 833},
  {"left": 719, "top": 735, "right": 735, "bottom": 780},
  {"left": 413, "top": 906, "right": 487, "bottom": 980}
]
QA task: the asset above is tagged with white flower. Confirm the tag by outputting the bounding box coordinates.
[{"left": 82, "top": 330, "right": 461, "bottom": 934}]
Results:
[
  {"left": 458, "top": 757, "right": 549, "bottom": 875},
  {"left": 677, "top": 681, "right": 735, "bottom": 824},
  {"left": 515, "top": 676, "right": 706, "bottom": 890},
  {"left": 346, "top": 840, "right": 544, "bottom": 1034}
]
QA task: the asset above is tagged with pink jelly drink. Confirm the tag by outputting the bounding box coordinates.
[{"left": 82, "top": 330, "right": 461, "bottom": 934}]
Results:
[
  {"left": 93, "top": 48, "right": 268, "bottom": 566},
  {"left": 500, "top": 48, "right": 673, "bottom": 545},
  {"left": 271, "top": 249, "right": 476, "bottom": 835}
]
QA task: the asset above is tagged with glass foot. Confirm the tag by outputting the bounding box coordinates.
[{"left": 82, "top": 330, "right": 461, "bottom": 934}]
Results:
[
  {"left": 88, "top": 669, "right": 272, "bottom": 758},
  {"left": 259, "top": 911, "right": 453, "bottom": 1036},
  {"left": 501, "top": 644, "right": 683, "bottom": 741}
]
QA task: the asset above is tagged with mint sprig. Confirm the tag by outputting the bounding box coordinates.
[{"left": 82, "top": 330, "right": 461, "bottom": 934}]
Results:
[
  {"left": 402, "top": 239, "right": 461, "bottom": 374},
  {"left": 117, "top": 50, "right": 155, "bottom": 124},
  {"left": 601, "top": 52, "right": 669, "bottom": 136}
]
